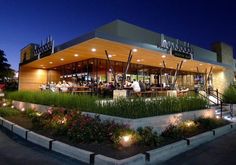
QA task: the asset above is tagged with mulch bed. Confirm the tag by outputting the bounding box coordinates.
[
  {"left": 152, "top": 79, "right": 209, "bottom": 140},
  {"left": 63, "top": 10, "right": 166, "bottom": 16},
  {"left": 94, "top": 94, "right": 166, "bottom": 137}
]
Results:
[
  {"left": 4, "top": 114, "right": 230, "bottom": 159},
  {"left": 4, "top": 114, "right": 157, "bottom": 159}
]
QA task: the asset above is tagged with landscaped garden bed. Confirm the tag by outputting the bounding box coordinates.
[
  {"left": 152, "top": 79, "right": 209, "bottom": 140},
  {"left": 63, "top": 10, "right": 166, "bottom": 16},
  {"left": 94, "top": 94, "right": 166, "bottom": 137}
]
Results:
[
  {"left": 0, "top": 105, "right": 230, "bottom": 160},
  {"left": 1, "top": 91, "right": 234, "bottom": 164}
]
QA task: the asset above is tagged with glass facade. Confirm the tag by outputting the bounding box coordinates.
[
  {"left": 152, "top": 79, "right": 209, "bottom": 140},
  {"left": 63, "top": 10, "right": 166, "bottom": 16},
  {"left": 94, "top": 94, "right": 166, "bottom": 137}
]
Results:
[{"left": 47, "top": 58, "right": 211, "bottom": 90}]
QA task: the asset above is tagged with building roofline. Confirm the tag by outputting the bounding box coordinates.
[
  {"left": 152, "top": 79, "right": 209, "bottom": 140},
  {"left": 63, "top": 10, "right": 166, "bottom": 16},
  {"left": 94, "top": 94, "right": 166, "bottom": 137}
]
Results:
[{"left": 20, "top": 43, "right": 39, "bottom": 51}]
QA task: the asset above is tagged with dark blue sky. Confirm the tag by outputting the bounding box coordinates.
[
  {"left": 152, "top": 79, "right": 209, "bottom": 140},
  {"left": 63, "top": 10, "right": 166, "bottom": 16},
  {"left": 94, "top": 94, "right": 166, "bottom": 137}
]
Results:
[{"left": 0, "top": 0, "right": 235, "bottom": 70}]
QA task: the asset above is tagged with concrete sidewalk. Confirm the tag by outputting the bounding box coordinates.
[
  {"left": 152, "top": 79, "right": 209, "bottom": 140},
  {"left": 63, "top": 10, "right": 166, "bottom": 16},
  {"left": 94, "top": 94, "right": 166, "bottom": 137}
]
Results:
[
  {"left": 163, "top": 130, "right": 236, "bottom": 165},
  {"left": 0, "top": 128, "right": 87, "bottom": 165}
]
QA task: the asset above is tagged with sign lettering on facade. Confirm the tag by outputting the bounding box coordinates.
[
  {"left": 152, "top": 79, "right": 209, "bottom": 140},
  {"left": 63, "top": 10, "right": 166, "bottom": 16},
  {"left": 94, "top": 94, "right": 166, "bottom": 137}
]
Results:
[
  {"left": 159, "top": 34, "right": 193, "bottom": 59},
  {"left": 33, "top": 36, "right": 54, "bottom": 59}
]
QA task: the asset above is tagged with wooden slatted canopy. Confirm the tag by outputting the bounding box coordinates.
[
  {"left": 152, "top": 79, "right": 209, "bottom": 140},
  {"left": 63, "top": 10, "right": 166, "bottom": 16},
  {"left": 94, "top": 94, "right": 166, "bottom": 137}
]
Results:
[{"left": 22, "top": 38, "right": 224, "bottom": 73}]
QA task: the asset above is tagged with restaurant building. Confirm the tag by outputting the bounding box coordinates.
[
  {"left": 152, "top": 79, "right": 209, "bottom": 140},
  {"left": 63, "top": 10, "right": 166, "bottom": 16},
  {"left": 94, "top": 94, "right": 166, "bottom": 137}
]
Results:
[{"left": 19, "top": 20, "right": 235, "bottom": 93}]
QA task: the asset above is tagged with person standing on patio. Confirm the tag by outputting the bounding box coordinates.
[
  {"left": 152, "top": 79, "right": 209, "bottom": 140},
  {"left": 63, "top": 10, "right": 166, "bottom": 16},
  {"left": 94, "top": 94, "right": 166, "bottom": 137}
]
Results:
[{"left": 131, "top": 79, "right": 141, "bottom": 93}]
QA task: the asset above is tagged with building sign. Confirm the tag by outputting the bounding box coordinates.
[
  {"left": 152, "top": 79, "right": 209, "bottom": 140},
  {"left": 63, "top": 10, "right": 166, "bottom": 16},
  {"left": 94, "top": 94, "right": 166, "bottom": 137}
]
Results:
[
  {"left": 33, "top": 36, "right": 54, "bottom": 59},
  {"left": 159, "top": 34, "right": 193, "bottom": 59},
  {"left": 172, "top": 50, "right": 191, "bottom": 59}
]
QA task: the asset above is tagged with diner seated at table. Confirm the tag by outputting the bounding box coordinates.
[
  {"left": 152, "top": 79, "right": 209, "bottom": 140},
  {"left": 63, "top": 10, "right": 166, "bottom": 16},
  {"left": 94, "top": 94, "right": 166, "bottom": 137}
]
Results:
[{"left": 131, "top": 79, "right": 141, "bottom": 93}]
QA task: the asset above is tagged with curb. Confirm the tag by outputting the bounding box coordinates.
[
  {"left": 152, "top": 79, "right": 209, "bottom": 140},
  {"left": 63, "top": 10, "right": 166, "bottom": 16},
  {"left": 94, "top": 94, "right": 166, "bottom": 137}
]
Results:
[
  {"left": 146, "top": 140, "right": 188, "bottom": 164},
  {"left": 187, "top": 131, "right": 215, "bottom": 148},
  {"left": 12, "top": 124, "right": 29, "bottom": 139},
  {"left": 2, "top": 119, "right": 15, "bottom": 131},
  {"left": 51, "top": 141, "right": 94, "bottom": 164},
  {"left": 145, "top": 123, "right": 236, "bottom": 164},
  {"left": 94, "top": 154, "right": 146, "bottom": 165},
  {"left": 27, "top": 131, "right": 54, "bottom": 149}
]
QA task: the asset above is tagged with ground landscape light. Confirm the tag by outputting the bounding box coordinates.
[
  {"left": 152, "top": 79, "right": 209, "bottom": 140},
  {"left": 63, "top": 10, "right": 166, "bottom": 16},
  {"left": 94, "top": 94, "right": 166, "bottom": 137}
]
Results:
[
  {"left": 120, "top": 134, "right": 132, "bottom": 147},
  {"left": 21, "top": 108, "right": 25, "bottom": 112},
  {"left": 3, "top": 103, "right": 7, "bottom": 107},
  {"left": 132, "top": 48, "right": 138, "bottom": 52},
  {"left": 123, "top": 135, "right": 131, "bottom": 142},
  {"left": 161, "top": 55, "right": 166, "bottom": 58},
  {"left": 91, "top": 48, "right": 96, "bottom": 52},
  {"left": 36, "top": 112, "right": 42, "bottom": 116},
  {"left": 185, "top": 120, "right": 195, "bottom": 127},
  {"left": 11, "top": 105, "right": 14, "bottom": 109}
]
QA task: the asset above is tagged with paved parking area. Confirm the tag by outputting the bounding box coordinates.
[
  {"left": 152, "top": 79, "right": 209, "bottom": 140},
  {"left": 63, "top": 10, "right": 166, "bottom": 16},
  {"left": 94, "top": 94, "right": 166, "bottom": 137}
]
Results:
[
  {"left": 0, "top": 127, "right": 86, "bottom": 165},
  {"left": 163, "top": 130, "right": 236, "bottom": 165}
]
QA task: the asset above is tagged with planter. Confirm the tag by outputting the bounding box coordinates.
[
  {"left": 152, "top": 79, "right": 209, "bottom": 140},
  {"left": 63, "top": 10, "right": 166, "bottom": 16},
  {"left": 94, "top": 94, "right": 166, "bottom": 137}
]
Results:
[
  {"left": 146, "top": 140, "right": 188, "bottom": 164},
  {"left": 94, "top": 154, "right": 145, "bottom": 165},
  {"left": 12, "top": 124, "right": 29, "bottom": 139},
  {"left": 84, "top": 109, "right": 215, "bottom": 133},
  {"left": 213, "top": 124, "right": 232, "bottom": 137},
  {"left": 0, "top": 115, "right": 235, "bottom": 165},
  {"left": 27, "top": 131, "right": 54, "bottom": 149},
  {"left": 12, "top": 100, "right": 215, "bottom": 133},
  {"left": 113, "top": 90, "right": 127, "bottom": 99},
  {"left": 231, "top": 122, "right": 236, "bottom": 130},
  {"left": 12, "top": 100, "right": 51, "bottom": 113},
  {"left": 0, "top": 117, "right": 3, "bottom": 125},
  {"left": 2, "top": 119, "right": 15, "bottom": 131},
  {"left": 51, "top": 141, "right": 94, "bottom": 164},
  {"left": 187, "top": 131, "right": 214, "bottom": 148}
]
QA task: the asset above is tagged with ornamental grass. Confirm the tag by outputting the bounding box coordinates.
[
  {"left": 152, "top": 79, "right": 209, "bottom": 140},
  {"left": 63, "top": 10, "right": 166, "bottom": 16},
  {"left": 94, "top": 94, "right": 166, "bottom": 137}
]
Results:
[{"left": 6, "top": 91, "right": 208, "bottom": 118}]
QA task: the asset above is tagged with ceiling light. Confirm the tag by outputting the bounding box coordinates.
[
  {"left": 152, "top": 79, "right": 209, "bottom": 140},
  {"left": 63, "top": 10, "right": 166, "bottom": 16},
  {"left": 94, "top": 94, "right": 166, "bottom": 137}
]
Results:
[
  {"left": 40, "top": 65, "right": 44, "bottom": 67},
  {"left": 199, "top": 63, "right": 202, "bottom": 66},
  {"left": 183, "top": 60, "right": 187, "bottom": 62},
  {"left": 60, "top": 58, "right": 64, "bottom": 61},
  {"left": 91, "top": 48, "right": 96, "bottom": 52},
  {"left": 132, "top": 48, "right": 138, "bottom": 52},
  {"left": 137, "top": 59, "right": 141, "bottom": 62},
  {"left": 74, "top": 54, "right": 79, "bottom": 57},
  {"left": 161, "top": 55, "right": 166, "bottom": 58},
  {"left": 108, "top": 54, "right": 112, "bottom": 58},
  {"left": 49, "top": 62, "right": 53, "bottom": 64},
  {"left": 42, "top": 67, "right": 46, "bottom": 69}
]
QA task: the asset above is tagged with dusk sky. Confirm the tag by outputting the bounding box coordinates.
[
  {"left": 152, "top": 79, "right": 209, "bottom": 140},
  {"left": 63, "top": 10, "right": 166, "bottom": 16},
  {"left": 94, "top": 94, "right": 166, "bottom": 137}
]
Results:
[{"left": 0, "top": 0, "right": 235, "bottom": 71}]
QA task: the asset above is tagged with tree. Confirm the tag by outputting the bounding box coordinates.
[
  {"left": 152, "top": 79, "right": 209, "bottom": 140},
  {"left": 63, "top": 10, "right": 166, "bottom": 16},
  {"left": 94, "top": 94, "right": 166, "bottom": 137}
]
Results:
[{"left": 0, "top": 49, "right": 14, "bottom": 82}]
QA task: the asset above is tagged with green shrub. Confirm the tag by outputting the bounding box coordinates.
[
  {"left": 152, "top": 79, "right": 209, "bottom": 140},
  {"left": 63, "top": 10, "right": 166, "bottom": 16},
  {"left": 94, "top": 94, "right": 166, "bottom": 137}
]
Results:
[
  {"left": 196, "top": 117, "right": 229, "bottom": 130},
  {"left": 178, "top": 120, "right": 200, "bottom": 137},
  {"left": 162, "top": 117, "right": 229, "bottom": 139},
  {"left": 137, "top": 127, "right": 161, "bottom": 146},
  {"left": 0, "top": 107, "right": 20, "bottom": 117},
  {"left": 223, "top": 86, "right": 236, "bottom": 104},
  {"left": 111, "top": 128, "right": 140, "bottom": 147},
  {"left": 161, "top": 124, "right": 182, "bottom": 139}
]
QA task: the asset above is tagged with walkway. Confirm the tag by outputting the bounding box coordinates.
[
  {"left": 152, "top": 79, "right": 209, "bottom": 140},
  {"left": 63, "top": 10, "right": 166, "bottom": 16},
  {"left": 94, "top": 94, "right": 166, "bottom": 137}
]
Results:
[
  {"left": 162, "top": 130, "right": 236, "bottom": 165},
  {"left": 0, "top": 128, "right": 87, "bottom": 165}
]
